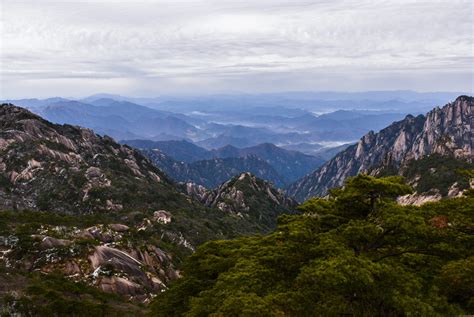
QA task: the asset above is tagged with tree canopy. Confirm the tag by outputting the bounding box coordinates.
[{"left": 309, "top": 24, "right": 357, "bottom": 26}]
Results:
[{"left": 148, "top": 175, "right": 474, "bottom": 316}]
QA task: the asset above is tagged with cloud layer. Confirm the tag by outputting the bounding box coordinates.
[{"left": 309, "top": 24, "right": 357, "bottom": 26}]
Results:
[{"left": 1, "top": 0, "right": 472, "bottom": 98}]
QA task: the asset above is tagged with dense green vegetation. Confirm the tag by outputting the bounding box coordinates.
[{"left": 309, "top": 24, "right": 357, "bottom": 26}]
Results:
[
  {"left": 149, "top": 174, "right": 474, "bottom": 316},
  {"left": 1, "top": 273, "right": 145, "bottom": 317},
  {"left": 403, "top": 155, "right": 473, "bottom": 195},
  {"left": 376, "top": 154, "right": 474, "bottom": 196}
]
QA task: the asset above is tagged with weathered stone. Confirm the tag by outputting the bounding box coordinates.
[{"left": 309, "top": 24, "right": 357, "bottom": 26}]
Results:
[
  {"left": 153, "top": 210, "right": 172, "bottom": 224},
  {"left": 39, "top": 236, "right": 72, "bottom": 249},
  {"left": 109, "top": 223, "right": 130, "bottom": 232}
]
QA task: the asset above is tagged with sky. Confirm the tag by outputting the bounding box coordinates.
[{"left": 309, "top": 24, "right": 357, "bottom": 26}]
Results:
[{"left": 1, "top": 0, "right": 473, "bottom": 98}]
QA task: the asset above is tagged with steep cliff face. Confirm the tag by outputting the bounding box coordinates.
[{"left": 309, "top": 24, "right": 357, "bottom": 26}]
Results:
[
  {"left": 288, "top": 96, "right": 473, "bottom": 201},
  {"left": 186, "top": 172, "right": 297, "bottom": 232}
]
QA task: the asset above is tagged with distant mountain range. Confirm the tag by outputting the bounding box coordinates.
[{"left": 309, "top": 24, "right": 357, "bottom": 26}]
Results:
[
  {"left": 3, "top": 92, "right": 438, "bottom": 156},
  {"left": 142, "top": 149, "right": 287, "bottom": 188},
  {"left": 288, "top": 96, "right": 473, "bottom": 201},
  {"left": 34, "top": 99, "right": 199, "bottom": 141},
  {"left": 125, "top": 140, "right": 325, "bottom": 186},
  {"left": 0, "top": 103, "right": 296, "bottom": 233}
]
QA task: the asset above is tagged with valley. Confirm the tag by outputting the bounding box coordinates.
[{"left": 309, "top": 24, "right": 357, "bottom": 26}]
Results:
[
  {"left": 0, "top": 94, "right": 472, "bottom": 316},
  {"left": 3, "top": 0, "right": 472, "bottom": 314}
]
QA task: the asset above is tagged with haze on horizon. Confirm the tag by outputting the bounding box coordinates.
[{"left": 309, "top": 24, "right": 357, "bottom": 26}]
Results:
[{"left": 1, "top": 0, "right": 473, "bottom": 99}]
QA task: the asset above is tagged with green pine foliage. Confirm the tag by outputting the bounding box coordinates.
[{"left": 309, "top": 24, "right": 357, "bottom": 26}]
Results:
[
  {"left": 2, "top": 273, "right": 145, "bottom": 316},
  {"left": 376, "top": 154, "right": 474, "bottom": 196},
  {"left": 148, "top": 174, "right": 474, "bottom": 316}
]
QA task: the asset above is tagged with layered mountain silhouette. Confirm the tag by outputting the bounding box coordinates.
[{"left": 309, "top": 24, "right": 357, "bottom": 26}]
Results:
[
  {"left": 142, "top": 148, "right": 287, "bottom": 188},
  {"left": 125, "top": 140, "right": 325, "bottom": 186},
  {"left": 0, "top": 103, "right": 295, "bottom": 235}
]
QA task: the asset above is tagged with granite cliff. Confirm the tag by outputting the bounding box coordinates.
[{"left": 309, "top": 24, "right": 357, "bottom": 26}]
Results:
[{"left": 288, "top": 96, "right": 473, "bottom": 201}]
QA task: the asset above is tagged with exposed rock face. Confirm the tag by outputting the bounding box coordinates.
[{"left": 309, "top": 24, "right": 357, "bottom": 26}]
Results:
[
  {"left": 397, "top": 192, "right": 443, "bottom": 206},
  {"left": 4, "top": 221, "right": 178, "bottom": 302},
  {"left": 0, "top": 103, "right": 178, "bottom": 213},
  {"left": 39, "top": 236, "right": 72, "bottom": 249},
  {"left": 109, "top": 223, "right": 130, "bottom": 232},
  {"left": 153, "top": 210, "right": 172, "bottom": 224},
  {"left": 288, "top": 96, "right": 473, "bottom": 201},
  {"left": 89, "top": 245, "right": 173, "bottom": 298},
  {"left": 186, "top": 172, "right": 297, "bottom": 232},
  {"left": 0, "top": 104, "right": 305, "bottom": 304}
]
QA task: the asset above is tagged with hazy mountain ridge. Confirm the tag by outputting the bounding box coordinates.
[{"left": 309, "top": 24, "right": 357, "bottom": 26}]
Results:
[
  {"left": 288, "top": 96, "right": 473, "bottom": 201},
  {"left": 2, "top": 92, "right": 439, "bottom": 157},
  {"left": 35, "top": 100, "right": 199, "bottom": 141},
  {"left": 211, "top": 143, "right": 325, "bottom": 183},
  {"left": 141, "top": 148, "right": 287, "bottom": 188},
  {"left": 124, "top": 140, "right": 325, "bottom": 186}
]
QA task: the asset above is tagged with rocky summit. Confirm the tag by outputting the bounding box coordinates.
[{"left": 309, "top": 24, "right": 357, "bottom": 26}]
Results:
[
  {"left": 288, "top": 96, "right": 473, "bottom": 201},
  {"left": 185, "top": 172, "right": 297, "bottom": 232}
]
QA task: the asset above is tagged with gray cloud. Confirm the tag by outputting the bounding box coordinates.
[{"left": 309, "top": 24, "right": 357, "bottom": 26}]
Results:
[{"left": 1, "top": 0, "right": 472, "bottom": 98}]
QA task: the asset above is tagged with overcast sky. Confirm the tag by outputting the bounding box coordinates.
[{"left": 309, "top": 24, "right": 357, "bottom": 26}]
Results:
[{"left": 1, "top": 0, "right": 472, "bottom": 98}]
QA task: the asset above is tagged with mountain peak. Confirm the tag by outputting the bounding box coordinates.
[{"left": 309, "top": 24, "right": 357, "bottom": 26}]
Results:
[
  {"left": 186, "top": 172, "right": 297, "bottom": 232},
  {"left": 237, "top": 171, "right": 253, "bottom": 180},
  {"left": 455, "top": 95, "right": 473, "bottom": 103}
]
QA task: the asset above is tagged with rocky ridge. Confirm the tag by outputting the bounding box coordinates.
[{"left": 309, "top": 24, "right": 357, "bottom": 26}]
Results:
[
  {"left": 0, "top": 103, "right": 172, "bottom": 213},
  {"left": 185, "top": 172, "right": 297, "bottom": 232},
  {"left": 288, "top": 96, "right": 473, "bottom": 201}
]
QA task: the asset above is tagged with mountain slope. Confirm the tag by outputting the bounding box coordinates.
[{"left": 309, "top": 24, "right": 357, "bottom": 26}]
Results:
[
  {"left": 0, "top": 104, "right": 301, "bottom": 307},
  {"left": 0, "top": 103, "right": 178, "bottom": 213},
  {"left": 0, "top": 103, "right": 280, "bottom": 240},
  {"left": 150, "top": 174, "right": 474, "bottom": 316},
  {"left": 288, "top": 96, "right": 473, "bottom": 201},
  {"left": 184, "top": 172, "right": 297, "bottom": 232}
]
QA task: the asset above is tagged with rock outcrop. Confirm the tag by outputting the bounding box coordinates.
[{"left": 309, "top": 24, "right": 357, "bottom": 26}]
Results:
[
  {"left": 288, "top": 96, "right": 473, "bottom": 201},
  {"left": 186, "top": 172, "right": 297, "bottom": 232}
]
